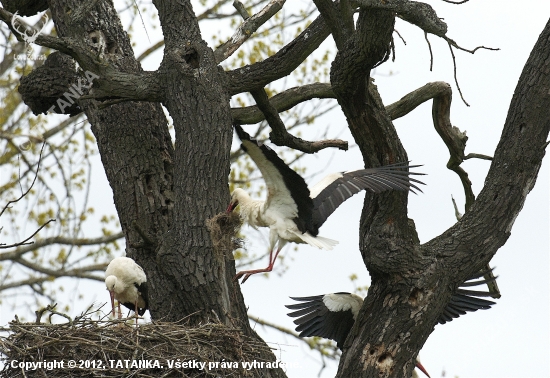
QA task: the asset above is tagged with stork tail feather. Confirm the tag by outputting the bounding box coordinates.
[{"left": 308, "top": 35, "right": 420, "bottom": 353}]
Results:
[{"left": 292, "top": 231, "right": 338, "bottom": 250}]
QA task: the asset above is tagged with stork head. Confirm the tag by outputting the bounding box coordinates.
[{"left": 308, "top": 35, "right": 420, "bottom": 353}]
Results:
[
  {"left": 227, "top": 188, "right": 249, "bottom": 213},
  {"left": 105, "top": 275, "right": 118, "bottom": 317}
]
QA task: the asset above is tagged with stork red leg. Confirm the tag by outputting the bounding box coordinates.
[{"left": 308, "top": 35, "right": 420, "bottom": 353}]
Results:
[{"left": 234, "top": 247, "right": 283, "bottom": 284}]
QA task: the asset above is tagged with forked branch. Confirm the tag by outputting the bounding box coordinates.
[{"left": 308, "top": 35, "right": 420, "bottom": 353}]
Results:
[
  {"left": 250, "top": 88, "right": 348, "bottom": 153},
  {"left": 386, "top": 81, "right": 494, "bottom": 210}
]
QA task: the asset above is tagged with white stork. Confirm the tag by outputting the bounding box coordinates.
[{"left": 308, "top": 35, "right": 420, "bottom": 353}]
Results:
[
  {"left": 286, "top": 269, "right": 499, "bottom": 377},
  {"left": 227, "top": 125, "right": 425, "bottom": 283},
  {"left": 105, "top": 256, "right": 149, "bottom": 323}
]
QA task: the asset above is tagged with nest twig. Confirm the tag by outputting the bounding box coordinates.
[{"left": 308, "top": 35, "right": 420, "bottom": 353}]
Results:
[{"left": 0, "top": 306, "right": 274, "bottom": 377}]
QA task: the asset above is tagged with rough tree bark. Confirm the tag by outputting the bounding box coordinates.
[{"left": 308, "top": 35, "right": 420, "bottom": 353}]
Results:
[
  {"left": 16, "top": 0, "right": 286, "bottom": 376},
  {"left": 2, "top": 1, "right": 549, "bottom": 377}
]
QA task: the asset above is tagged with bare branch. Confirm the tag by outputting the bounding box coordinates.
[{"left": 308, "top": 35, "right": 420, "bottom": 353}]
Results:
[
  {"left": 385, "top": 81, "right": 444, "bottom": 120},
  {"left": 215, "top": 0, "right": 286, "bottom": 63},
  {"left": 0, "top": 143, "right": 45, "bottom": 218},
  {"left": 444, "top": 35, "right": 500, "bottom": 54},
  {"left": 0, "top": 272, "right": 104, "bottom": 292},
  {"left": 0, "top": 219, "right": 55, "bottom": 249},
  {"left": 447, "top": 41, "right": 469, "bottom": 106},
  {"left": 424, "top": 31, "right": 433, "bottom": 71},
  {"left": 440, "top": 37, "right": 499, "bottom": 106},
  {"left": 464, "top": 153, "right": 492, "bottom": 161},
  {"left": 394, "top": 29, "right": 406, "bottom": 45},
  {"left": 232, "top": 0, "right": 250, "bottom": 19},
  {"left": 14, "top": 258, "right": 107, "bottom": 279},
  {"left": 0, "top": 232, "right": 124, "bottom": 262},
  {"left": 232, "top": 83, "right": 335, "bottom": 124},
  {"left": 249, "top": 88, "right": 348, "bottom": 153}
]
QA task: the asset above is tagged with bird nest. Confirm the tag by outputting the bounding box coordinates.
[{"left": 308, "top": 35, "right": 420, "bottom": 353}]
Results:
[
  {"left": 0, "top": 306, "right": 275, "bottom": 378},
  {"left": 206, "top": 211, "right": 243, "bottom": 259}
]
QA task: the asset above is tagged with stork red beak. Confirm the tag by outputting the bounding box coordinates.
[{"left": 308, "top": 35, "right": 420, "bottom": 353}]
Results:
[
  {"left": 109, "top": 290, "right": 115, "bottom": 317},
  {"left": 226, "top": 201, "right": 237, "bottom": 213},
  {"left": 415, "top": 361, "right": 431, "bottom": 378}
]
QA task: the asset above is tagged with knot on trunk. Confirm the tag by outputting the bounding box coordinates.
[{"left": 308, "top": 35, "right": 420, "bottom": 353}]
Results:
[{"left": 19, "top": 52, "right": 83, "bottom": 116}]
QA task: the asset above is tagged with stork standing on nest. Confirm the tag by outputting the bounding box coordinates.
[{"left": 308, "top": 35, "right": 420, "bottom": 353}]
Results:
[
  {"left": 227, "top": 125, "right": 425, "bottom": 283},
  {"left": 286, "top": 268, "right": 499, "bottom": 377},
  {"left": 105, "top": 256, "right": 149, "bottom": 324}
]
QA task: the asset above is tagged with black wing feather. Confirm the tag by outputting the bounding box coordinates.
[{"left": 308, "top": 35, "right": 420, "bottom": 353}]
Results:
[
  {"left": 286, "top": 269, "right": 499, "bottom": 346},
  {"left": 286, "top": 294, "right": 356, "bottom": 350},
  {"left": 120, "top": 282, "right": 148, "bottom": 316},
  {"left": 120, "top": 302, "right": 138, "bottom": 313},
  {"left": 436, "top": 269, "right": 497, "bottom": 325},
  {"left": 234, "top": 125, "right": 316, "bottom": 235},
  {"left": 312, "top": 162, "right": 425, "bottom": 229},
  {"left": 135, "top": 281, "right": 149, "bottom": 316}
]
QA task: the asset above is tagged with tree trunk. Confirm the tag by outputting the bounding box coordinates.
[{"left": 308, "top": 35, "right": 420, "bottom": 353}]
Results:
[
  {"left": 43, "top": 1, "right": 286, "bottom": 376},
  {"left": 335, "top": 14, "right": 550, "bottom": 378}
]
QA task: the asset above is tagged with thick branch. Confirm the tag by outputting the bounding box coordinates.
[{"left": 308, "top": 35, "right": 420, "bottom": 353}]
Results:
[
  {"left": 250, "top": 88, "right": 348, "bottom": 152},
  {"left": 313, "top": 0, "right": 353, "bottom": 49},
  {"left": 232, "top": 83, "right": 334, "bottom": 124},
  {"left": 386, "top": 81, "right": 449, "bottom": 120},
  {"left": 226, "top": 13, "right": 331, "bottom": 94},
  {"left": 353, "top": 0, "right": 448, "bottom": 37},
  {"left": 0, "top": 9, "right": 163, "bottom": 103},
  {"left": 82, "top": 71, "right": 164, "bottom": 102}
]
